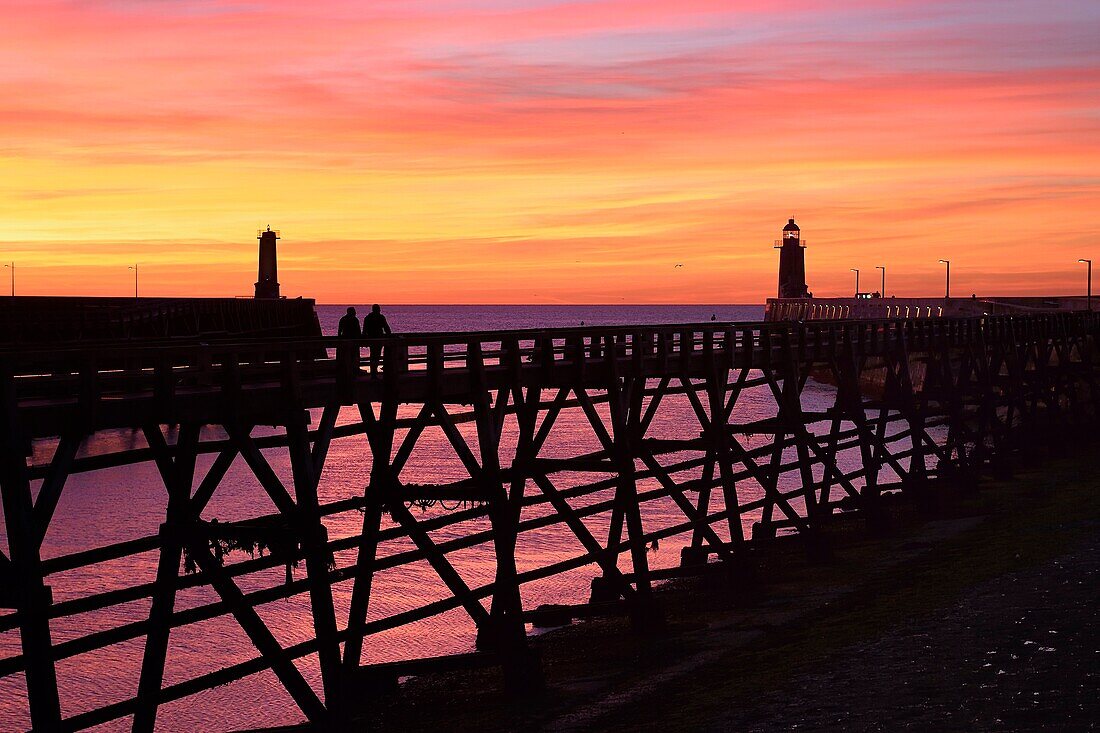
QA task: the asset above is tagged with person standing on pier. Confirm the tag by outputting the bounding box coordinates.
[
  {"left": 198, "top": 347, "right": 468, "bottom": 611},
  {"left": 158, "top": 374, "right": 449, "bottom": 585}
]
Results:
[
  {"left": 338, "top": 307, "right": 361, "bottom": 338},
  {"left": 363, "top": 304, "right": 392, "bottom": 378},
  {"left": 336, "top": 307, "right": 362, "bottom": 379}
]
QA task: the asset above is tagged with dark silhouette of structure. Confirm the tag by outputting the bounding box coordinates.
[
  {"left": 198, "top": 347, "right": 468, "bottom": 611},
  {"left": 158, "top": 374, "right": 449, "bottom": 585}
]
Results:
[
  {"left": 338, "top": 307, "right": 361, "bottom": 337},
  {"left": 363, "top": 304, "right": 392, "bottom": 377},
  {"left": 255, "top": 227, "right": 281, "bottom": 299},
  {"left": 2, "top": 312, "right": 1098, "bottom": 731},
  {"left": 775, "top": 218, "right": 810, "bottom": 299},
  {"left": 0, "top": 296, "right": 320, "bottom": 344},
  {"left": 764, "top": 295, "right": 1098, "bottom": 322}
]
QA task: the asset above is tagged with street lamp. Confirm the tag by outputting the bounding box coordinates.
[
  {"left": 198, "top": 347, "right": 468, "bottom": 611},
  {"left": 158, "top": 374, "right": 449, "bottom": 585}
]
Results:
[
  {"left": 1079, "top": 258, "right": 1092, "bottom": 312},
  {"left": 938, "top": 259, "right": 951, "bottom": 299},
  {"left": 129, "top": 264, "right": 139, "bottom": 300},
  {"left": 3, "top": 262, "right": 11, "bottom": 297},
  {"left": 850, "top": 268, "right": 860, "bottom": 297},
  {"left": 876, "top": 265, "right": 885, "bottom": 297}
]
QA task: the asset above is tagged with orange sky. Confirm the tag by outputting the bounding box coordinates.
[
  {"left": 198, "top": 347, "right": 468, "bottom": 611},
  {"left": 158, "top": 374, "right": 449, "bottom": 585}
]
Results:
[{"left": 2, "top": 0, "right": 1098, "bottom": 303}]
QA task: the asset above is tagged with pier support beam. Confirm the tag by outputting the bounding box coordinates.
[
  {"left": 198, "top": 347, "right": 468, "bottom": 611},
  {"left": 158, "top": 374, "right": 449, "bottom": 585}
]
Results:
[
  {"left": 0, "top": 370, "right": 62, "bottom": 732},
  {"left": 132, "top": 423, "right": 200, "bottom": 733}
]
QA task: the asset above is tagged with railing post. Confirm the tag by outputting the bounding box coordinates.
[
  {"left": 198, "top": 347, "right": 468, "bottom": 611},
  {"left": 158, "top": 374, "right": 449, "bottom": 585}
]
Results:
[
  {"left": 656, "top": 330, "right": 670, "bottom": 373},
  {"left": 389, "top": 338, "right": 409, "bottom": 376},
  {"left": 336, "top": 338, "right": 359, "bottom": 405},
  {"left": 427, "top": 342, "right": 444, "bottom": 400},
  {"left": 566, "top": 334, "right": 586, "bottom": 383},
  {"left": 679, "top": 329, "right": 694, "bottom": 374},
  {"left": 153, "top": 353, "right": 175, "bottom": 420},
  {"left": 79, "top": 353, "right": 99, "bottom": 432},
  {"left": 220, "top": 350, "right": 242, "bottom": 424},
  {"left": 538, "top": 335, "right": 556, "bottom": 382},
  {"left": 632, "top": 330, "right": 648, "bottom": 376}
]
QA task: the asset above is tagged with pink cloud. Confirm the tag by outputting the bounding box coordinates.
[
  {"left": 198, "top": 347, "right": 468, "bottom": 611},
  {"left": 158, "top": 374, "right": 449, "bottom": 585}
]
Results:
[{"left": 0, "top": 0, "right": 1097, "bottom": 302}]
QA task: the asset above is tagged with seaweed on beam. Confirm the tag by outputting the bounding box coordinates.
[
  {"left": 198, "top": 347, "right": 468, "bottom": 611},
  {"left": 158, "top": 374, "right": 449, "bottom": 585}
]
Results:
[{"left": 182, "top": 516, "right": 334, "bottom": 584}]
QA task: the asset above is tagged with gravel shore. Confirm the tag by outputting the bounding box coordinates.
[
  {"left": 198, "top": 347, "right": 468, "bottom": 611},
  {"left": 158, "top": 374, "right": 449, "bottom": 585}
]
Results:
[{"left": 249, "top": 452, "right": 1100, "bottom": 733}]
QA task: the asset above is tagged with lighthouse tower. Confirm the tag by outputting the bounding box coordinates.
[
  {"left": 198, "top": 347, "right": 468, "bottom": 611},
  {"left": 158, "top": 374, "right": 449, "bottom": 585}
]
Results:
[
  {"left": 255, "top": 227, "right": 281, "bottom": 299},
  {"left": 775, "top": 218, "right": 810, "bottom": 298}
]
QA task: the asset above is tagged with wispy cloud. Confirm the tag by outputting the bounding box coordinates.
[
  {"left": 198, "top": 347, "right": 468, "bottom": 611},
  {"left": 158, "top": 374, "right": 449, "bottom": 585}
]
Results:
[{"left": 0, "top": 0, "right": 1097, "bottom": 300}]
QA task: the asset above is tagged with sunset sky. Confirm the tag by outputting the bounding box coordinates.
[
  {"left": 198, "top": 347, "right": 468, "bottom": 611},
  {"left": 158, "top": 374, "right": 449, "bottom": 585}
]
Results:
[{"left": 2, "top": 0, "right": 1098, "bottom": 303}]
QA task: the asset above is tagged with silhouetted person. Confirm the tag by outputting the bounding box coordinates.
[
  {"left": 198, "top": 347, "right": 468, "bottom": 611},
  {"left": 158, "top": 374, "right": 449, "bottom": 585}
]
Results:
[
  {"left": 338, "top": 307, "right": 361, "bottom": 338},
  {"left": 363, "top": 304, "right": 392, "bottom": 378},
  {"left": 336, "top": 307, "right": 361, "bottom": 382}
]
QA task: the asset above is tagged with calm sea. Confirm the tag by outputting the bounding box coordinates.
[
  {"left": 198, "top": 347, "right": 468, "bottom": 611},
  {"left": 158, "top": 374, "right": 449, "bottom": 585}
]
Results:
[
  {"left": 2, "top": 304, "right": 892, "bottom": 732},
  {"left": 313, "top": 304, "right": 764, "bottom": 335}
]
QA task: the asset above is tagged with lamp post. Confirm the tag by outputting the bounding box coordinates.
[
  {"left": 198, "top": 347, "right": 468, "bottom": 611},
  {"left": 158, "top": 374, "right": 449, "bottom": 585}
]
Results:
[
  {"left": 3, "top": 263, "right": 11, "bottom": 297},
  {"left": 938, "top": 259, "right": 951, "bottom": 299},
  {"left": 1079, "top": 258, "right": 1092, "bottom": 312},
  {"left": 850, "top": 268, "right": 860, "bottom": 297},
  {"left": 876, "top": 265, "right": 885, "bottom": 297},
  {"left": 129, "top": 265, "right": 138, "bottom": 300}
]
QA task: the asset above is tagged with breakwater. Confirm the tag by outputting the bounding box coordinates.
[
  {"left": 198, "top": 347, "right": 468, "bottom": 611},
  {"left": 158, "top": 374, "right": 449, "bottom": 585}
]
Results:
[{"left": 0, "top": 296, "right": 321, "bottom": 344}]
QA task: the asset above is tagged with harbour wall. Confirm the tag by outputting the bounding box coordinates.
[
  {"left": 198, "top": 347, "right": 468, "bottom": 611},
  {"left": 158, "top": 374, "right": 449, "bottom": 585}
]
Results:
[{"left": 0, "top": 296, "right": 321, "bottom": 344}]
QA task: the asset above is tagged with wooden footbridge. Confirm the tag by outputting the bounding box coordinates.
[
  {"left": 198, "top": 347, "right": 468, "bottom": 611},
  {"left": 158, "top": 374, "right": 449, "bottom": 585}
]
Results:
[{"left": 2, "top": 312, "right": 1098, "bottom": 731}]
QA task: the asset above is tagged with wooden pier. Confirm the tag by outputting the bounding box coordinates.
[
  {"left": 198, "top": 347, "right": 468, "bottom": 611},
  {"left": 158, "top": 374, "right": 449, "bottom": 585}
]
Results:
[
  {"left": 1, "top": 312, "right": 1098, "bottom": 731},
  {"left": 765, "top": 295, "right": 1093, "bottom": 322}
]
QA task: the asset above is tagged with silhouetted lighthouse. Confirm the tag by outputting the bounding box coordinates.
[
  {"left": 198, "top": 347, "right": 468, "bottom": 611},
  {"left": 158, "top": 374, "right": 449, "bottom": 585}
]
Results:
[
  {"left": 775, "top": 218, "right": 810, "bottom": 298},
  {"left": 255, "top": 227, "right": 280, "bottom": 299}
]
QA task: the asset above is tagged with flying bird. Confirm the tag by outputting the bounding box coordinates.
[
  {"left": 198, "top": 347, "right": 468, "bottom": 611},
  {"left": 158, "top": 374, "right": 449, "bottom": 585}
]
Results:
[{"left": 674, "top": 263, "right": 684, "bottom": 268}]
